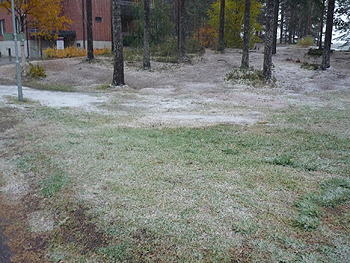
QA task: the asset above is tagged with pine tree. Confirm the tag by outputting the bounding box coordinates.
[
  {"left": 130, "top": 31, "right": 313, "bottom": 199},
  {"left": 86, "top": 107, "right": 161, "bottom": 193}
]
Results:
[
  {"left": 179, "top": 0, "right": 187, "bottom": 61},
  {"left": 86, "top": 0, "right": 94, "bottom": 61},
  {"left": 112, "top": 0, "right": 125, "bottom": 86},
  {"left": 217, "top": 0, "right": 225, "bottom": 51},
  {"left": 272, "top": 0, "right": 279, "bottom": 54},
  {"left": 241, "top": 0, "right": 250, "bottom": 68},
  {"left": 263, "top": 0, "right": 274, "bottom": 80},
  {"left": 143, "top": 0, "right": 151, "bottom": 69},
  {"left": 321, "top": 0, "right": 335, "bottom": 69}
]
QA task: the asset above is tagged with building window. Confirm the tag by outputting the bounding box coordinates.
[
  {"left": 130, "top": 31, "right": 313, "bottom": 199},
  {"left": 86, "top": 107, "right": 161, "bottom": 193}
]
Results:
[
  {"left": 0, "top": 20, "right": 4, "bottom": 36},
  {"left": 95, "top": 17, "right": 102, "bottom": 23}
]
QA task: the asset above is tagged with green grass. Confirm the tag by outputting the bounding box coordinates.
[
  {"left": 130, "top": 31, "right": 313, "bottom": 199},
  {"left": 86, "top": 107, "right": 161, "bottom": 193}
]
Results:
[
  {"left": 24, "top": 81, "right": 76, "bottom": 92},
  {"left": 7, "top": 103, "right": 350, "bottom": 262}
]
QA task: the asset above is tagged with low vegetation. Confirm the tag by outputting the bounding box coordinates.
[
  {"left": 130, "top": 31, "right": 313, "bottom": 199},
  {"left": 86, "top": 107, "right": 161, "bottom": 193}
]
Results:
[
  {"left": 301, "top": 61, "right": 320, "bottom": 70},
  {"left": 297, "top": 36, "right": 314, "bottom": 47},
  {"left": 28, "top": 63, "right": 47, "bottom": 79},
  {"left": 225, "top": 67, "right": 274, "bottom": 87},
  {"left": 5, "top": 99, "right": 349, "bottom": 262},
  {"left": 43, "top": 46, "right": 111, "bottom": 59}
]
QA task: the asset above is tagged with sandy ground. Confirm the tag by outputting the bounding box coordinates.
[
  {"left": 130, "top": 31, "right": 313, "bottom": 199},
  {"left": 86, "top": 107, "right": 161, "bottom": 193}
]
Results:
[{"left": 1, "top": 45, "right": 349, "bottom": 128}]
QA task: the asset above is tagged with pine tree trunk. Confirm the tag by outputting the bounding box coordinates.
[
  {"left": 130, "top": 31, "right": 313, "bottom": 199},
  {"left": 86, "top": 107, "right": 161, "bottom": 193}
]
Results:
[
  {"left": 176, "top": 0, "right": 180, "bottom": 49},
  {"left": 318, "top": 0, "right": 325, "bottom": 49},
  {"left": 112, "top": 0, "right": 125, "bottom": 86},
  {"left": 280, "top": 2, "right": 284, "bottom": 44},
  {"left": 306, "top": 1, "right": 312, "bottom": 36},
  {"left": 217, "top": 0, "right": 225, "bottom": 52},
  {"left": 86, "top": 0, "right": 94, "bottom": 61},
  {"left": 143, "top": 0, "right": 151, "bottom": 69},
  {"left": 263, "top": 0, "right": 274, "bottom": 80},
  {"left": 179, "top": 0, "right": 187, "bottom": 61},
  {"left": 241, "top": 0, "right": 250, "bottom": 68},
  {"left": 272, "top": 0, "right": 279, "bottom": 54},
  {"left": 321, "top": 0, "right": 335, "bottom": 69}
]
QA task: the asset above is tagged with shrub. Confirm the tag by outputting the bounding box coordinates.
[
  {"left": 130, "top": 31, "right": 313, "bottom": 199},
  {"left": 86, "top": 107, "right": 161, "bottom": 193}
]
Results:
[
  {"left": 225, "top": 67, "right": 271, "bottom": 87},
  {"left": 186, "top": 38, "right": 204, "bottom": 54},
  {"left": 193, "top": 23, "right": 217, "bottom": 48},
  {"left": 301, "top": 62, "right": 320, "bottom": 70},
  {"left": 28, "top": 63, "right": 46, "bottom": 79},
  {"left": 151, "top": 40, "right": 178, "bottom": 58},
  {"left": 308, "top": 48, "right": 323, "bottom": 56},
  {"left": 43, "top": 47, "right": 57, "bottom": 59},
  {"left": 43, "top": 46, "right": 86, "bottom": 59},
  {"left": 297, "top": 36, "right": 314, "bottom": 47},
  {"left": 94, "top": 48, "right": 112, "bottom": 56}
]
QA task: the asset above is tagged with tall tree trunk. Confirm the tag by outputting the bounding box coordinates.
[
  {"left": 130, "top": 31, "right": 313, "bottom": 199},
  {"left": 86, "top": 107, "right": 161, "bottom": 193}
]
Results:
[
  {"left": 263, "top": 0, "right": 274, "bottom": 80},
  {"left": 306, "top": 1, "right": 312, "bottom": 36},
  {"left": 280, "top": 2, "right": 284, "bottom": 44},
  {"left": 321, "top": 0, "right": 335, "bottom": 69},
  {"left": 241, "top": 0, "right": 250, "bottom": 68},
  {"left": 179, "top": 0, "right": 187, "bottom": 61},
  {"left": 82, "top": 0, "right": 86, "bottom": 49},
  {"left": 112, "top": 0, "right": 125, "bottom": 86},
  {"left": 272, "top": 0, "right": 279, "bottom": 54},
  {"left": 176, "top": 0, "right": 180, "bottom": 49},
  {"left": 86, "top": 0, "right": 94, "bottom": 61},
  {"left": 217, "top": 0, "right": 225, "bottom": 52},
  {"left": 318, "top": 0, "right": 326, "bottom": 49},
  {"left": 143, "top": 0, "right": 151, "bottom": 69},
  {"left": 288, "top": 8, "right": 293, "bottom": 44}
]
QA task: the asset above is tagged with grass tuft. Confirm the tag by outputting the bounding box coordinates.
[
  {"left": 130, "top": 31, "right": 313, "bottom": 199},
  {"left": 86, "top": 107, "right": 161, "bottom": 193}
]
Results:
[{"left": 41, "top": 174, "right": 70, "bottom": 197}]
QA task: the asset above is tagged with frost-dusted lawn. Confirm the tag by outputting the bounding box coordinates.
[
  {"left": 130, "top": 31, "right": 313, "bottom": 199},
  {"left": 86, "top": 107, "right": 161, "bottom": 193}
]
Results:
[{"left": 11, "top": 103, "right": 350, "bottom": 262}]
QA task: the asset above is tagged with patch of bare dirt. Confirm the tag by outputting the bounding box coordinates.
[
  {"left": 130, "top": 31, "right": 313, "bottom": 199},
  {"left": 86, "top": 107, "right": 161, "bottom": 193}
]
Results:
[
  {"left": 1, "top": 46, "right": 349, "bottom": 128},
  {"left": 0, "top": 194, "right": 50, "bottom": 263}
]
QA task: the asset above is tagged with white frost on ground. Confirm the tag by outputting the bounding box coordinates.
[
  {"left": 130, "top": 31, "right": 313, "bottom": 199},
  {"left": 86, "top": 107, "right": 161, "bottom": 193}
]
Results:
[
  {"left": 0, "top": 85, "right": 107, "bottom": 110},
  {"left": 1, "top": 47, "right": 349, "bottom": 128}
]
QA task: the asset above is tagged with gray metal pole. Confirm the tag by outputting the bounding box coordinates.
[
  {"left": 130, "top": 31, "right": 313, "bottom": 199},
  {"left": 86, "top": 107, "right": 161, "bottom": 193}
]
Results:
[{"left": 11, "top": 0, "right": 23, "bottom": 101}]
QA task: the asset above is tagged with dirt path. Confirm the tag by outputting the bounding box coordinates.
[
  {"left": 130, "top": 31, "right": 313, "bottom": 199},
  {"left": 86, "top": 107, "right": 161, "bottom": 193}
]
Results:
[{"left": 2, "top": 47, "right": 349, "bottom": 128}]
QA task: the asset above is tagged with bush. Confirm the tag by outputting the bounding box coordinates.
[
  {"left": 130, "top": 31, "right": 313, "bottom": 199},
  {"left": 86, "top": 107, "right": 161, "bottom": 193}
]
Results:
[
  {"left": 43, "top": 46, "right": 86, "bottom": 58},
  {"left": 94, "top": 48, "right": 112, "bottom": 56},
  {"left": 28, "top": 63, "right": 46, "bottom": 79},
  {"left": 301, "top": 62, "right": 320, "bottom": 70},
  {"left": 225, "top": 67, "right": 271, "bottom": 87},
  {"left": 186, "top": 38, "right": 204, "bottom": 54},
  {"left": 308, "top": 48, "right": 323, "bottom": 56},
  {"left": 44, "top": 47, "right": 112, "bottom": 59},
  {"left": 297, "top": 36, "right": 314, "bottom": 47},
  {"left": 151, "top": 40, "right": 178, "bottom": 57},
  {"left": 193, "top": 23, "right": 217, "bottom": 48}
]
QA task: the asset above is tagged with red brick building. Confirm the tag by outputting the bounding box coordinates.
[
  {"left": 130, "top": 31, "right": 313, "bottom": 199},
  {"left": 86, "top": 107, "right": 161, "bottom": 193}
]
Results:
[
  {"left": 62, "top": 0, "right": 113, "bottom": 48},
  {"left": 0, "top": 0, "right": 136, "bottom": 57}
]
